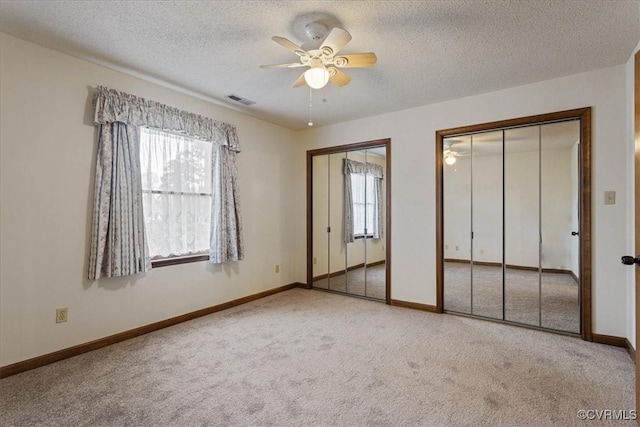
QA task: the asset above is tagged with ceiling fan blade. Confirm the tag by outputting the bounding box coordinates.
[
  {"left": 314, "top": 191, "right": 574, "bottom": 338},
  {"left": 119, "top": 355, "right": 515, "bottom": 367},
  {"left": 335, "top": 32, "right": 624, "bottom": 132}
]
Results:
[
  {"left": 328, "top": 67, "right": 351, "bottom": 87},
  {"left": 292, "top": 73, "right": 306, "bottom": 88},
  {"left": 320, "top": 27, "right": 352, "bottom": 56},
  {"left": 272, "top": 36, "right": 307, "bottom": 57},
  {"left": 260, "top": 62, "right": 306, "bottom": 69},
  {"left": 334, "top": 53, "right": 377, "bottom": 68}
]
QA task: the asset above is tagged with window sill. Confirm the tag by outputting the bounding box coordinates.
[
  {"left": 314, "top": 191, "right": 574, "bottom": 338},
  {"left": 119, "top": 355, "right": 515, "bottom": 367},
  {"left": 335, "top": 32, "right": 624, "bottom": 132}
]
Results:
[
  {"left": 354, "top": 234, "right": 375, "bottom": 240},
  {"left": 151, "top": 254, "right": 209, "bottom": 268}
]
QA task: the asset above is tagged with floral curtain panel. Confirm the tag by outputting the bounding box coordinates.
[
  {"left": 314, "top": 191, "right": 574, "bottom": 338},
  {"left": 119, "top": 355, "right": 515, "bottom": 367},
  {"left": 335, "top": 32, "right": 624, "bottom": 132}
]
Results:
[
  {"left": 211, "top": 145, "right": 244, "bottom": 263},
  {"left": 88, "top": 122, "right": 150, "bottom": 279},
  {"left": 88, "top": 86, "right": 244, "bottom": 280}
]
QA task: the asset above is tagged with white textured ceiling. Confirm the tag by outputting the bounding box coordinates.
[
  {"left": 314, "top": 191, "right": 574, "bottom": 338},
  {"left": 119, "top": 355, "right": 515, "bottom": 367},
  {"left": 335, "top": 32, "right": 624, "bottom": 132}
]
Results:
[{"left": 1, "top": 1, "right": 638, "bottom": 130}]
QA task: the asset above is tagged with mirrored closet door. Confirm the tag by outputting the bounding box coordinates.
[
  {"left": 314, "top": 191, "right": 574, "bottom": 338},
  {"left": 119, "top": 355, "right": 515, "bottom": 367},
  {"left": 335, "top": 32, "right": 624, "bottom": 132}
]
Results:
[
  {"left": 308, "top": 140, "right": 390, "bottom": 303},
  {"left": 439, "top": 109, "right": 591, "bottom": 337}
]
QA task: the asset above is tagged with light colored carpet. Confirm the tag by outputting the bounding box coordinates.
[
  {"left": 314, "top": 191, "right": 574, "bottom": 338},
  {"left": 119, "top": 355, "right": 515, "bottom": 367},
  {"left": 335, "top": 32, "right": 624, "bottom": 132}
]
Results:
[
  {"left": 444, "top": 262, "right": 580, "bottom": 333},
  {"left": 0, "top": 288, "right": 633, "bottom": 426},
  {"left": 313, "top": 263, "right": 386, "bottom": 300}
]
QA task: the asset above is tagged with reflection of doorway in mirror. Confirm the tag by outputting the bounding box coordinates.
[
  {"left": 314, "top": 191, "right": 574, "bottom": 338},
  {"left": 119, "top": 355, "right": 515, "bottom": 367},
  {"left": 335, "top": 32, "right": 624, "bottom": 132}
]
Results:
[{"left": 540, "top": 120, "right": 581, "bottom": 332}]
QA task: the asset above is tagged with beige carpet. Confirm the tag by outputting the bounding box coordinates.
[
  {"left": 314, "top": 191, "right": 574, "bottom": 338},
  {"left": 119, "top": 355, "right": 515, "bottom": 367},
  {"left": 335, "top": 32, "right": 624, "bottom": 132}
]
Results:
[
  {"left": 313, "top": 263, "right": 386, "bottom": 300},
  {"left": 444, "top": 262, "right": 580, "bottom": 333},
  {"left": 0, "top": 288, "right": 633, "bottom": 426}
]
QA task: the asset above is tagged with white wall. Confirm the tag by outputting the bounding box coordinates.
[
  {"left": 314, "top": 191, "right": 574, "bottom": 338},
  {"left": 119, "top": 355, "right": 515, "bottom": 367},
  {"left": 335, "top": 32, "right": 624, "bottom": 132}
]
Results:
[
  {"left": 539, "top": 148, "right": 574, "bottom": 271},
  {"left": 444, "top": 148, "right": 574, "bottom": 271},
  {"left": 625, "top": 41, "right": 640, "bottom": 348},
  {"left": 443, "top": 158, "right": 472, "bottom": 261},
  {"left": 299, "top": 65, "right": 629, "bottom": 337},
  {"left": 472, "top": 154, "right": 504, "bottom": 263},
  {"left": 0, "top": 34, "right": 304, "bottom": 366}
]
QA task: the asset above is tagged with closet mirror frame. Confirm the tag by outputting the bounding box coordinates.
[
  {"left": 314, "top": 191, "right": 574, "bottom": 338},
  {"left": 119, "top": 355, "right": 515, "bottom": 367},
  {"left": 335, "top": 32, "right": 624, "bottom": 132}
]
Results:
[
  {"left": 306, "top": 138, "right": 392, "bottom": 304},
  {"left": 435, "top": 107, "right": 592, "bottom": 341}
]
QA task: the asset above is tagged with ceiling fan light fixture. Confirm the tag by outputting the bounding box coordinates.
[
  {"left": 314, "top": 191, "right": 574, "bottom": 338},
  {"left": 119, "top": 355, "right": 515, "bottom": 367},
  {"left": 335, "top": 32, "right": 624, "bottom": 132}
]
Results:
[
  {"left": 320, "top": 46, "right": 334, "bottom": 57},
  {"left": 304, "top": 66, "right": 330, "bottom": 89},
  {"left": 334, "top": 57, "right": 348, "bottom": 67},
  {"left": 445, "top": 154, "right": 457, "bottom": 165}
]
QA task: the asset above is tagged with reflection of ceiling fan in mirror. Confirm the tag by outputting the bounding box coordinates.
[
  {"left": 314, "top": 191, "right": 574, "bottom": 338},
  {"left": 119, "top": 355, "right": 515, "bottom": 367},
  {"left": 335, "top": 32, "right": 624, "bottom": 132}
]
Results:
[
  {"left": 444, "top": 140, "right": 470, "bottom": 165},
  {"left": 260, "top": 20, "right": 377, "bottom": 89}
]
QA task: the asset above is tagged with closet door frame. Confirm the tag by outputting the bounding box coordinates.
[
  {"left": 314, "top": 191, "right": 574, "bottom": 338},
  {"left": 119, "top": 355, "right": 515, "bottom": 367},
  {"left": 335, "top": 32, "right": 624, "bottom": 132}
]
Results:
[
  {"left": 435, "top": 107, "right": 592, "bottom": 341},
  {"left": 306, "top": 138, "right": 392, "bottom": 304}
]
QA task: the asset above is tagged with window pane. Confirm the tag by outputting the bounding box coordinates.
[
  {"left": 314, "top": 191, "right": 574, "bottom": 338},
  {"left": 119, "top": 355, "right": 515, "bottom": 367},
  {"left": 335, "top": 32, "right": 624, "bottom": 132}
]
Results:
[
  {"left": 140, "top": 128, "right": 212, "bottom": 194},
  {"left": 351, "top": 174, "right": 365, "bottom": 235},
  {"left": 140, "top": 128, "right": 212, "bottom": 259},
  {"left": 351, "top": 173, "right": 379, "bottom": 237},
  {"left": 143, "top": 193, "right": 211, "bottom": 257},
  {"left": 365, "top": 174, "right": 376, "bottom": 235}
]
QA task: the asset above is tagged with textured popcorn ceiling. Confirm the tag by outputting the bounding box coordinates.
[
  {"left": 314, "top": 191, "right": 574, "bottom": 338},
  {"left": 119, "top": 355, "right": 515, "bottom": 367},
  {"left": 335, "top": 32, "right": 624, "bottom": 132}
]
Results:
[{"left": 1, "top": 1, "right": 638, "bottom": 130}]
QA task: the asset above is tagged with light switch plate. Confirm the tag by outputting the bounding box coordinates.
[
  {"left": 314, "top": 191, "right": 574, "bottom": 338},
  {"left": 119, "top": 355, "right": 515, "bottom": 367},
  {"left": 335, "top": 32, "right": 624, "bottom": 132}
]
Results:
[{"left": 604, "top": 191, "right": 616, "bottom": 205}]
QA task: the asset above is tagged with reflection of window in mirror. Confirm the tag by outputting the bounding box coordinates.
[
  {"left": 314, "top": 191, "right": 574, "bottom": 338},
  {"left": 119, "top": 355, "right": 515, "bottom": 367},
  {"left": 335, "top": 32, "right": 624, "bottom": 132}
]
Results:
[{"left": 351, "top": 173, "right": 377, "bottom": 238}]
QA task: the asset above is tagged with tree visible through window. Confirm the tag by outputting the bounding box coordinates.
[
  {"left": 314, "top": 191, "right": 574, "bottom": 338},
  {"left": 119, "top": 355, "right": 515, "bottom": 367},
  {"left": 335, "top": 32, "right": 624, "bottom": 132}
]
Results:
[{"left": 139, "top": 127, "right": 212, "bottom": 259}]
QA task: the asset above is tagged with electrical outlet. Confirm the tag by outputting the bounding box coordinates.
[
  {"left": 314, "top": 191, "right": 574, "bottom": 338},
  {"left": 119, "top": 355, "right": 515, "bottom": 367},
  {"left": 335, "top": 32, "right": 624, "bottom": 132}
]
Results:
[
  {"left": 56, "top": 308, "right": 68, "bottom": 323},
  {"left": 480, "top": 249, "right": 485, "bottom": 255},
  {"left": 275, "top": 265, "right": 280, "bottom": 274},
  {"left": 455, "top": 246, "right": 459, "bottom": 251},
  {"left": 445, "top": 244, "right": 448, "bottom": 250},
  {"left": 313, "top": 257, "right": 317, "bottom": 265}
]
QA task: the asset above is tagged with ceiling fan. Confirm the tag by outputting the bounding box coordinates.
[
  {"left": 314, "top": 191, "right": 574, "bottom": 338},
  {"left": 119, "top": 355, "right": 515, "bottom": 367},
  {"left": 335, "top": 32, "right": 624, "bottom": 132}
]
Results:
[
  {"left": 444, "top": 140, "right": 470, "bottom": 165},
  {"left": 260, "top": 21, "right": 377, "bottom": 89}
]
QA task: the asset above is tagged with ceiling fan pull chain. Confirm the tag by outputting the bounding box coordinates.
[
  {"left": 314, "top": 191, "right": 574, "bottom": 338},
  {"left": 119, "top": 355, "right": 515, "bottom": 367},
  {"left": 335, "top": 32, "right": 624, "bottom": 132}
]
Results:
[{"left": 308, "top": 87, "right": 314, "bottom": 127}]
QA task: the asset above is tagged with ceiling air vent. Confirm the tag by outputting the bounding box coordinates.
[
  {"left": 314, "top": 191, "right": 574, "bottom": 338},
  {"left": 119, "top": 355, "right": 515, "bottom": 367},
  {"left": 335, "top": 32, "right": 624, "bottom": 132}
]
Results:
[{"left": 225, "top": 94, "right": 255, "bottom": 106}]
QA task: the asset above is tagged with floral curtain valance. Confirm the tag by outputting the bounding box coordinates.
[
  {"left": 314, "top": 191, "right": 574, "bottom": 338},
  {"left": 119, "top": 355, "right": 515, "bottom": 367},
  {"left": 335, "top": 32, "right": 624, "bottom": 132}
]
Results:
[
  {"left": 94, "top": 86, "right": 240, "bottom": 152},
  {"left": 343, "top": 158, "right": 383, "bottom": 178}
]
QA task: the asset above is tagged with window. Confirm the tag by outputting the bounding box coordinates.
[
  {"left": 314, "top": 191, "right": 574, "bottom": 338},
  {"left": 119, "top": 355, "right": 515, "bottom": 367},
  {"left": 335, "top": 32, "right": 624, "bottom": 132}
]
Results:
[
  {"left": 351, "top": 173, "right": 378, "bottom": 238},
  {"left": 139, "top": 127, "right": 212, "bottom": 261}
]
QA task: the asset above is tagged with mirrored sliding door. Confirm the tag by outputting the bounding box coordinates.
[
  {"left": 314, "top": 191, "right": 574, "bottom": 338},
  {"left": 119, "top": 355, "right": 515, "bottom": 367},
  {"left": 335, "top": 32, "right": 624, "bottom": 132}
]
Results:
[
  {"left": 471, "top": 131, "right": 504, "bottom": 320},
  {"left": 440, "top": 111, "right": 588, "bottom": 336},
  {"left": 504, "top": 125, "right": 540, "bottom": 327},
  {"left": 540, "top": 121, "right": 581, "bottom": 332},
  {"left": 443, "top": 136, "right": 472, "bottom": 314},
  {"left": 308, "top": 140, "right": 390, "bottom": 303}
]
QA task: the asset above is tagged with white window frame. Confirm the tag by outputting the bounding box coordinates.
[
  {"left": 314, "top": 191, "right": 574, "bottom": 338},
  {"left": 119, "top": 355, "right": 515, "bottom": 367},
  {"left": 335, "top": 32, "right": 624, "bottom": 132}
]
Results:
[
  {"left": 351, "top": 173, "right": 377, "bottom": 238},
  {"left": 139, "top": 127, "right": 213, "bottom": 266}
]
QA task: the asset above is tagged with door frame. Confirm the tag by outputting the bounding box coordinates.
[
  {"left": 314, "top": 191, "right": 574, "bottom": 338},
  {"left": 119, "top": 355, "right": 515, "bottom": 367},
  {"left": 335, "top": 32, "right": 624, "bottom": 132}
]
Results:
[
  {"left": 633, "top": 50, "right": 639, "bottom": 416},
  {"left": 435, "top": 107, "right": 592, "bottom": 341},
  {"left": 306, "top": 138, "right": 392, "bottom": 304}
]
